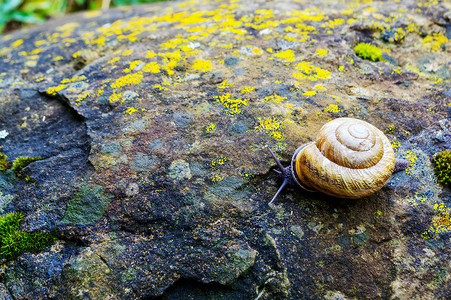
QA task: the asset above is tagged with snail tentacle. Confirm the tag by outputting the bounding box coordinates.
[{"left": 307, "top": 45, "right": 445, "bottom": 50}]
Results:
[
  {"left": 269, "top": 178, "right": 289, "bottom": 205},
  {"left": 266, "top": 145, "right": 296, "bottom": 205},
  {"left": 266, "top": 145, "right": 285, "bottom": 172}
]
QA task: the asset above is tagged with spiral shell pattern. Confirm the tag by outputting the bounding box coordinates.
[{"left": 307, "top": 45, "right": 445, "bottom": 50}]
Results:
[{"left": 293, "top": 118, "right": 395, "bottom": 198}]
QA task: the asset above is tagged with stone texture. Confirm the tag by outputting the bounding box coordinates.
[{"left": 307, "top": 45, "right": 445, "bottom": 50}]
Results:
[{"left": 0, "top": 0, "right": 450, "bottom": 299}]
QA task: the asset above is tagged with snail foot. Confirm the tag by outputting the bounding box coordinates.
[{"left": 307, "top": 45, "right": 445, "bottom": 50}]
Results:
[{"left": 394, "top": 158, "right": 411, "bottom": 173}]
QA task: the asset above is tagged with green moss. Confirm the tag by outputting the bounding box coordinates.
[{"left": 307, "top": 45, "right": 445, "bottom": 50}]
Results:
[
  {"left": 354, "top": 42, "right": 383, "bottom": 61},
  {"left": 434, "top": 150, "right": 451, "bottom": 186},
  {"left": 0, "top": 153, "right": 11, "bottom": 172},
  {"left": 11, "top": 156, "right": 45, "bottom": 173},
  {"left": 0, "top": 212, "right": 55, "bottom": 260},
  {"left": 11, "top": 156, "right": 45, "bottom": 182}
]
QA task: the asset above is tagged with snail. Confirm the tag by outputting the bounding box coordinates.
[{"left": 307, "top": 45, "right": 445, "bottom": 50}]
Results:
[{"left": 267, "top": 117, "right": 411, "bottom": 204}]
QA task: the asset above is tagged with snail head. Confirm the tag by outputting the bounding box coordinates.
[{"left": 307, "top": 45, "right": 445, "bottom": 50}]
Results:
[{"left": 266, "top": 145, "right": 295, "bottom": 204}]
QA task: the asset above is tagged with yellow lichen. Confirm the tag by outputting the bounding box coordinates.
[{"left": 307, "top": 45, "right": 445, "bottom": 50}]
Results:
[
  {"left": 192, "top": 59, "right": 212, "bottom": 72},
  {"left": 391, "top": 141, "right": 401, "bottom": 150},
  {"left": 109, "top": 90, "right": 122, "bottom": 102},
  {"left": 293, "top": 62, "right": 331, "bottom": 81},
  {"left": 263, "top": 94, "right": 287, "bottom": 103},
  {"left": 97, "top": 87, "right": 105, "bottom": 95},
  {"left": 124, "top": 60, "right": 143, "bottom": 73},
  {"left": 433, "top": 202, "right": 447, "bottom": 212},
  {"left": 424, "top": 210, "right": 451, "bottom": 237},
  {"left": 47, "top": 85, "right": 67, "bottom": 96},
  {"left": 274, "top": 49, "right": 295, "bottom": 63},
  {"left": 211, "top": 175, "right": 222, "bottom": 183},
  {"left": 387, "top": 124, "right": 395, "bottom": 134},
  {"left": 314, "top": 49, "right": 328, "bottom": 57},
  {"left": 75, "top": 91, "right": 91, "bottom": 105},
  {"left": 241, "top": 86, "right": 255, "bottom": 94},
  {"left": 61, "top": 75, "right": 87, "bottom": 84},
  {"left": 142, "top": 62, "right": 161, "bottom": 73},
  {"left": 324, "top": 104, "right": 342, "bottom": 113},
  {"left": 215, "top": 93, "right": 248, "bottom": 115},
  {"left": 211, "top": 156, "right": 227, "bottom": 167},
  {"left": 206, "top": 123, "right": 216, "bottom": 132},
  {"left": 11, "top": 39, "right": 23, "bottom": 48},
  {"left": 404, "top": 150, "right": 417, "bottom": 174},
  {"left": 391, "top": 67, "right": 402, "bottom": 75},
  {"left": 153, "top": 84, "right": 169, "bottom": 91},
  {"left": 110, "top": 72, "right": 143, "bottom": 89},
  {"left": 126, "top": 107, "right": 137, "bottom": 114},
  {"left": 432, "top": 77, "right": 443, "bottom": 84},
  {"left": 109, "top": 57, "right": 121, "bottom": 64},
  {"left": 303, "top": 90, "right": 316, "bottom": 96},
  {"left": 422, "top": 33, "right": 449, "bottom": 51},
  {"left": 257, "top": 118, "right": 289, "bottom": 140},
  {"left": 122, "top": 49, "right": 134, "bottom": 56},
  {"left": 217, "top": 79, "right": 234, "bottom": 90},
  {"left": 321, "top": 18, "right": 345, "bottom": 28},
  {"left": 34, "top": 40, "right": 47, "bottom": 47},
  {"left": 146, "top": 50, "right": 156, "bottom": 58}
]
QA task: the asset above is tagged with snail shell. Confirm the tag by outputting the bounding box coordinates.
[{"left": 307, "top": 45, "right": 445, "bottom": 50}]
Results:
[{"left": 291, "top": 118, "right": 395, "bottom": 198}]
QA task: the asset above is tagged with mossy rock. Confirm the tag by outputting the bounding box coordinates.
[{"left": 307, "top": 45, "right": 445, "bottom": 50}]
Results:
[{"left": 0, "top": 0, "right": 450, "bottom": 299}]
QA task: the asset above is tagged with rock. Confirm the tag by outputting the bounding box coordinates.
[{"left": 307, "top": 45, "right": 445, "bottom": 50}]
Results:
[
  {"left": 130, "top": 152, "right": 159, "bottom": 171},
  {"left": 168, "top": 159, "right": 192, "bottom": 180},
  {"left": 224, "top": 56, "right": 239, "bottom": 67},
  {"left": 0, "top": 0, "right": 450, "bottom": 299}
]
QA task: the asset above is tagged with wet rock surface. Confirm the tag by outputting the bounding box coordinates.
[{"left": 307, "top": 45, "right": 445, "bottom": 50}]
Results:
[{"left": 0, "top": 0, "right": 450, "bottom": 299}]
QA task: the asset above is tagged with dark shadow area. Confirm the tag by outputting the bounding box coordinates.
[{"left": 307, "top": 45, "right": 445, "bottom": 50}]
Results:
[{"left": 150, "top": 278, "right": 240, "bottom": 300}]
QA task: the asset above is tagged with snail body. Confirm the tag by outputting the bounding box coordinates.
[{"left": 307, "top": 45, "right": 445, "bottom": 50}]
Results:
[{"left": 267, "top": 118, "right": 410, "bottom": 203}]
